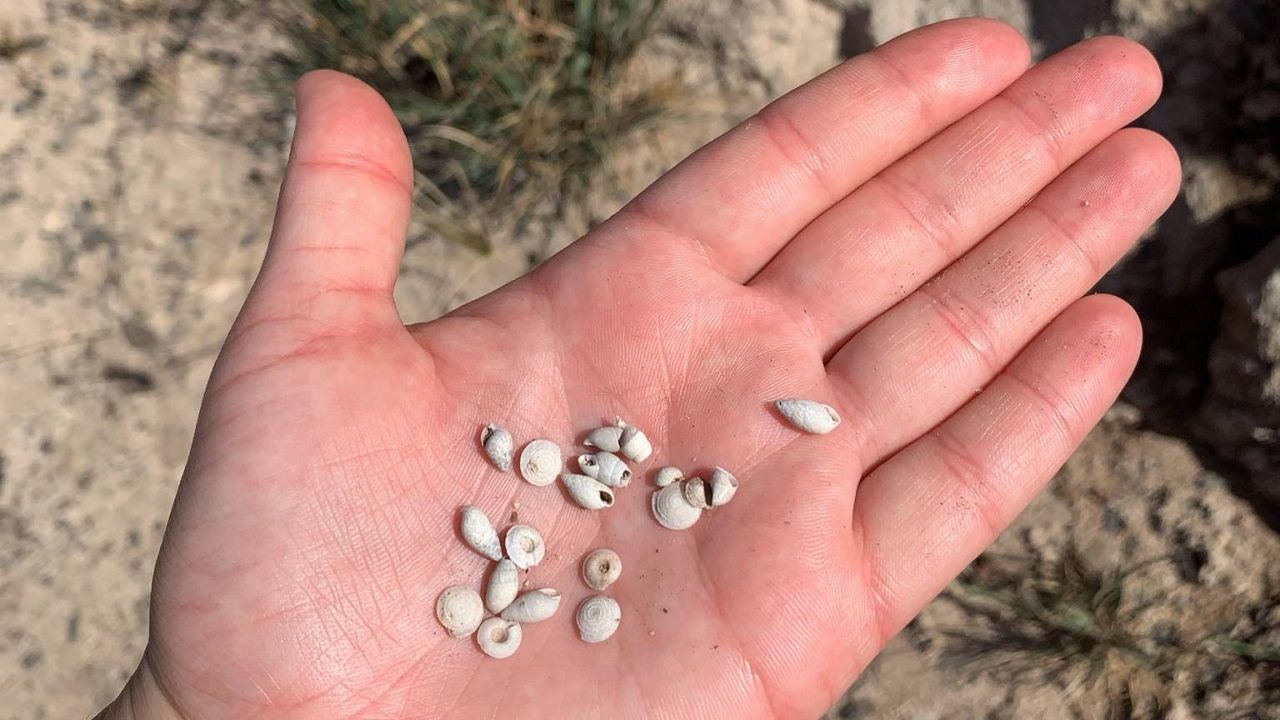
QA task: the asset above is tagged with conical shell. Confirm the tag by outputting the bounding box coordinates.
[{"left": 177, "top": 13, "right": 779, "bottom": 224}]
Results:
[
  {"left": 774, "top": 398, "right": 841, "bottom": 434},
  {"left": 576, "top": 595, "right": 622, "bottom": 643},
  {"left": 584, "top": 426, "right": 622, "bottom": 452},
  {"left": 683, "top": 476, "right": 713, "bottom": 509},
  {"left": 651, "top": 482, "right": 702, "bottom": 530},
  {"left": 485, "top": 558, "right": 520, "bottom": 614},
  {"left": 654, "top": 466, "right": 684, "bottom": 488},
  {"left": 518, "top": 439, "right": 561, "bottom": 486},
  {"left": 504, "top": 524, "right": 545, "bottom": 570},
  {"left": 480, "top": 423, "right": 515, "bottom": 471},
  {"left": 709, "top": 466, "right": 739, "bottom": 507},
  {"left": 460, "top": 505, "right": 503, "bottom": 561},
  {"left": 500, "top": 588, "right": 561, "bottom": 623},
  {"left": 618, "top": 424, "right": 652, "bottom": 462},
  {"left": 476, "top": 617, "right": 522, "bottom": 659},
  {"left": 581, "top": 548, "right": 622, "bottom": 591},
  {"left": 562, "top": 473, "right": 616, "bottom": 510},
  {"left": 435, "top": 586, "right": 483, "bottom": 638},
  {"left": 577, "top": 452, "right": 631, "bottom": 487}
]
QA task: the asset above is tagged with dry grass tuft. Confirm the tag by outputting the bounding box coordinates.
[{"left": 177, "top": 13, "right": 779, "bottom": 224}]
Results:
[
  {"left": 941, "top": 547, "right": 1280, "bottom": 717},
  {"left": 274, "top": 0, "right": 677, "bottom": 253}
]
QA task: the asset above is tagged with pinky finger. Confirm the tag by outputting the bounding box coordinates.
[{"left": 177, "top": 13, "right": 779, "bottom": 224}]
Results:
[{"left": 851, "top": 294, "right": 1142, "bottom": 645}]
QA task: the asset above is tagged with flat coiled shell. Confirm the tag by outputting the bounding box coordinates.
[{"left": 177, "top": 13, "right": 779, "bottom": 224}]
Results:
[
  {"left": 774, "top": 398, "right": 841, "bottom": 435},
  {"left": 581, "top": 548, "right": 622, "bottom": 591},
  {"left": 460, "top": 505, "right": 503, "bottom": 561},
  {"left": 577, "top": 451, "right": 631, "bottom": 487},
  {"left": 562, "top": 473, "right": 616, "bottom": 510},
  {"left": 485, "top": 558, "right": 520, "bottom": 614},
  {"left": 651, "top": 482, "right": 702, "bottom": 530},
  {"left": 476, "top": 617, "right": 522, "bottom": 659},
  {"left": 576, "top": 595, "right": 622, "bottom": 643},
  {"left": 500, "top": 588, "right": 561, "bottom": 623},
  {"left": 480, "top": 423, "right": 515, "bottom": 471},
  {"left": 504, "top": 524, "right": 545, "bottom": 570},
  {"left": 435, "top": 586, "right": 483, "bottom": 638},
  {"left": 518, "top": 439, "right": 562, "bottom": 486}
]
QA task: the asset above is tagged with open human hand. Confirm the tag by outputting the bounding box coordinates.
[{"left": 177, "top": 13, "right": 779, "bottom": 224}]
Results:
[{"left": 102, "top": 18, "right": 1179, "bottom": 720}]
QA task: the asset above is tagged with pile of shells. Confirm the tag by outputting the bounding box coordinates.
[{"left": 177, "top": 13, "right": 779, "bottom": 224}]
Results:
[
  {"left": 441, "top": 400, "right": 838, "bottom": 654},
  {"left": 437, "top": 504, "right": 559, "bottom": 659},
  {"left": 560, "top": 417, "right": 651, "bottom": 511},
  {"left": 650, "top": 465, "right": 738, "bottom": 530}
]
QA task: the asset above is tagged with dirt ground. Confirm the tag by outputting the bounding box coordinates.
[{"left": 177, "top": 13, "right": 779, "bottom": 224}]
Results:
[{"left": 1, "top": 0, "right": 1276, "bottom": 718}]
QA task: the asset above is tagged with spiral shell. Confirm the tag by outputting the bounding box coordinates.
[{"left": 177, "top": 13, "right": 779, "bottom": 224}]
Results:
[
  {"left": 562, "top": 473, "right": 616, "bottom": 510},
  {"left": 618, "top": 423, "right": 652, "bottom": 463},
  {"left": 584, "top": 426, "right": 623, "bottom": 452},
  {"left": 476, "top": 617, "right": 522, "bottom": 659},
  {"left": 460, "top": 505, "right": 503, "bottom": 561},
  {"left": 774, "top": 398, "right": 841, "bottom": 435},
  {"left": 518, "top": 439, "right": 561, "bottom": 487},
  {"left": 485, "top": 558, "right": 520, "bottom": 614},
  {"left": 682, "top": 476, "right": 713, "bottom": 509},
  {"left": 709, "top": 466, "right": 739, "bottom": 507},
  {"left": 577, "top": 452, "right": 632, "bottom": 488},
  {"left": 504, "top": 524, "right": 545, "bottom": 570},
  {"left": 435, "top": 586, "right": 483, "bottom": 638},
  {"left": 654, "top": 466, "right": 684, "bottom": 488},
  {"left": 500, "top": 588, "right": 561, "bottom": 623},
  {"left": 480, "top": 423, "right": 515, "bottom": 471},
  {"left": 581, "top": 548, "right": 622, "bottom": 591},
  {"left": 576, "top": 595, "right": 622, "bottom": 643},
  {"left": 651, "top": 482, "right": 702, "bottom": 530}
]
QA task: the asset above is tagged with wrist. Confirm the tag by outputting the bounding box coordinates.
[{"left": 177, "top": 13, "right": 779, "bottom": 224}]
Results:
[{"left": 95, "top": 654, "right": 184, "bottom": 720}]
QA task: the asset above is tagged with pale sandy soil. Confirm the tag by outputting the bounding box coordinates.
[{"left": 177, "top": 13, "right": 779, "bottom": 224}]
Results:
[{"left": 1, "top": 0, "right": 1276, "bottom": 718}]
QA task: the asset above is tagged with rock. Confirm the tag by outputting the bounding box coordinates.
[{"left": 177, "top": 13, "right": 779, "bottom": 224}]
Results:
[{"left": 1198, "top": 236, "right": 1280, "bottom": 506}]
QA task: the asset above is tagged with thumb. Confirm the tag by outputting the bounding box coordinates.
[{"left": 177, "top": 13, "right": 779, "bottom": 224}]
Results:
[{"left": 243, "top": 70, "right": 414, "bottom": 330}]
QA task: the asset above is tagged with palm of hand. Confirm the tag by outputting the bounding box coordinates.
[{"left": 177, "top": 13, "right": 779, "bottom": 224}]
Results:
[{"left": 132, "top": 20, "right": 1178, "bottom": 720}]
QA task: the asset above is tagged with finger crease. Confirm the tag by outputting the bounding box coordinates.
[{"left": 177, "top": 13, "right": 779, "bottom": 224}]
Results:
[
  {"left": 990, "top": 93, "right": 1067, "bottom": 175},
  {"left": 1023, "top": 203, "right": 1105, "bottom": 279},
  {"left": 918, "top": 281, "right": 1004, "bottom": 376},
  {"left": 752, "top": 108, "right": 843, "bottom": 207},
  {"left": 873, "top": 171, "right": 963, "bottom": 259}
]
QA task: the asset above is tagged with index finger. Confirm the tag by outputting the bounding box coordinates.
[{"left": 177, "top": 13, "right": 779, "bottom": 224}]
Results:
[{"left": 612, "top": 18, "right": 1031, "bottom": 281}]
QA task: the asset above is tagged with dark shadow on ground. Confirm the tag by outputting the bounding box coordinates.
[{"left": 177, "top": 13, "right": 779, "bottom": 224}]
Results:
[{"left": 1096, "top": 0, "right": 1280, "bottom": 528}]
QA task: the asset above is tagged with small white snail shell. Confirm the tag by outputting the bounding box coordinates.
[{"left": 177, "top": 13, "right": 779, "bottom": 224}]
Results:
[
  {"left": 774, "top": 398, "right": 841, "bottom": 435},
  {"left": 435, "top": 586, "right": 483, "bottom": 638},
  {"left": 501, "top": 588, "right": 561, "bottom": 623},
  {"left": 584, "top": 426, "right": 622, "bottom": 452},
  {"left": 577, "top": 452, "right": 632, "bottom": 487},
  {"left": 485, "top": 558, "right": 520, "bottom": 614},
  {"left": 480, "top": 423, "right": 515, "bottom": 471},
  {"left": 581, "top": 548, "right": 622, "bottom": 591},
  {"left": 682, "top": 476, "right": 712, "bottom": 509},
  {"left": 476, "top": 617, "right": 522, "bottom": 659},
  {"left": 651, "top": 482, "right": 702, "bottom": 530},
  {"left": 460, "top": 505, "right": 503, "bottom": 561},
  {"left": 618, "top": 424, "right": 652, "bottom": 463},
  {"left": 576, "top": 595, "right": 622, "bottom": 643},
  {"left": 518, "top": 439, "right": 561, "bottom": 487},
  {"left": 709, "top": 466, "right": 739, "bottom": 507},
  {"left": 504, "top": 524, "right": 545, "bottom": 570},
  {"left": 562, "top": 473, "right": 616, "bottom": 510},
  {"left": 654, "top": 466, "right": 684, "bottom": 487}
]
